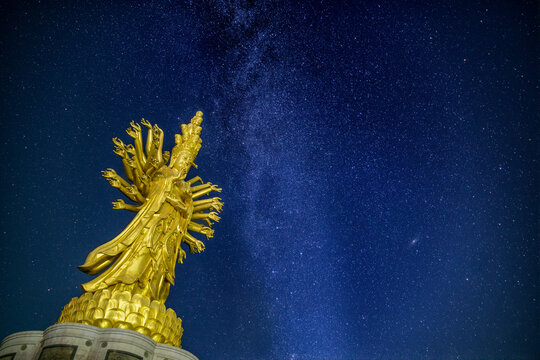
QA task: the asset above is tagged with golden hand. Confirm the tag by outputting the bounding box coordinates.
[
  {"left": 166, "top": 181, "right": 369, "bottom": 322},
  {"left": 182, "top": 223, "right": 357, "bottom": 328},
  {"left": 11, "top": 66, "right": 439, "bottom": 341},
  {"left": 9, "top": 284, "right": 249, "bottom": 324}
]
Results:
[
  {"left": 112, "top": 199, "right": 126, "bottom": 209},
  {"left": 200, "top": 226, "right": 214, "bottom": 240},
  {"left": 107, "top": 178, "right": 121, "bottom": 188},
  {"left": 178, "top": 247, "right": 187, "bottom": 264},
  {"left": 140, "top": 118, "right": 152, "bottom": 129},
  {"left": 101, "top": 168, "right": 118, "bottom": 178},
  {"left": 126, "top": 121, "right": 141, "bottom": 138},
  {"left": 126, "top": 144, "right": 136, "bottom": 156},
  {"left": 210, "top": 198, "right": 224, "bottom": 212},
  {"left": 207, "top": 212, "right": 221, "bottom": 224},
  {"left": 210, "top": 184, "right": 222, "bottom": 193},
  {"left": 112, "top": 137, "right": 125, "bottom": 148},
  {"left": 189, "top": 240, "right": 205, "bottom": 254},
  {"left": 113, "top": 147, "right": 126, "bottom": 157}
]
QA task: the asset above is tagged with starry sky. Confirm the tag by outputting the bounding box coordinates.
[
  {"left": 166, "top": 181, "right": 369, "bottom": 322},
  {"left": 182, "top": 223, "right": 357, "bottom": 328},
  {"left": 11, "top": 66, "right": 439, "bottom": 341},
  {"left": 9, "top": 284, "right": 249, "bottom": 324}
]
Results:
[{"left": 0, "top": 1, "right": 538, "bottom": 359}]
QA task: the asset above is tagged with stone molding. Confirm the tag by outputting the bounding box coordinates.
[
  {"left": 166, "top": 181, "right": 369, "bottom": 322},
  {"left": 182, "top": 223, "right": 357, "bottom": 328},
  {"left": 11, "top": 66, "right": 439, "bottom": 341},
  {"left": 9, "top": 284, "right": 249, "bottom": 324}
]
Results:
[{"left": 0, "top": 323, "right": 197, "bottom": 360}]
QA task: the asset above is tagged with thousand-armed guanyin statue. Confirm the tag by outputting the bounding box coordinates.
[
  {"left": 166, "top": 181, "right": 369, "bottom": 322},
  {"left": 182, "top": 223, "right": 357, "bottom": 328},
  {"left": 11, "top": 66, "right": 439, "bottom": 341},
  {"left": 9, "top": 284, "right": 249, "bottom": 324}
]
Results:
[{"left": 58, "top": 111, "right": 223, "bottom": 347}]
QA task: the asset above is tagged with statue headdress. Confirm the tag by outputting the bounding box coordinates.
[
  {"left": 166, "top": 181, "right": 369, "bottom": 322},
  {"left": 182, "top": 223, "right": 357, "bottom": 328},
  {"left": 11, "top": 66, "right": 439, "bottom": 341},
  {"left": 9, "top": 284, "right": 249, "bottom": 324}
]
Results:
[{"left": 170, "top": 111, "right": 203, "bottom": 170}]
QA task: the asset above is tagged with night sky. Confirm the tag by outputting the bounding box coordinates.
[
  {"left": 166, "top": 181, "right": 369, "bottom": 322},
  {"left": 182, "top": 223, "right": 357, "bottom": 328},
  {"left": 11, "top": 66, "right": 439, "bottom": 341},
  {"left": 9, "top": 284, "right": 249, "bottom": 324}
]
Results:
[{"left": 0, "top": 1, "right": 538, "bottom": 359}]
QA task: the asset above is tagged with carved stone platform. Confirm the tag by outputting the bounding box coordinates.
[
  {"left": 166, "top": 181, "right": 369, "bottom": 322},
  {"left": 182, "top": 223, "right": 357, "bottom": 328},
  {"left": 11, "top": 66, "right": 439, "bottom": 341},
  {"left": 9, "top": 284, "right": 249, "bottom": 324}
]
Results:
[{"left": 0, "top": 323, "right": 197, "bottom": 360}]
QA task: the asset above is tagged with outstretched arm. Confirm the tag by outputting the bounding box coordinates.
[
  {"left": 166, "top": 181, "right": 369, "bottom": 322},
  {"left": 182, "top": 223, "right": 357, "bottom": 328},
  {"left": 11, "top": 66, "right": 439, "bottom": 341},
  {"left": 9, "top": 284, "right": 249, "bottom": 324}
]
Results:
[
  {"left": 125, "top": 144, "right": 144, "bottom": 190},
  {"left": 102, "top": 167, "right": 146, "bottom": 203},
  {"left": 144, "top": 124, "right": 165, "bottom": 172},
  {"left": 153, "top": 125, "right": 165, "bottom": 164},
  {"left": 112, "top": 199, "right": 142, "bottom": 212},
  {"left": 106, "top": 177, "right": 145, "bottom": 204},
  {"left": 191, "top": 211, "right": 221, "bottom": 226},
  {"left": 126, "top": 122, "right": 147, "bottom": 169},
  {"left": 125, "top": 185, "right": 146, "bottom": 204},
  {"left": 188, "top": 221, "right": 214, "bottom": 240},
  {"left": 182, "top": 232, "right": 205, "bottom": 254},
  {"left": 187, "top": 176, "right": 203, "bottom": 185},
  {"left": 193, "top": 197, "right": 222, "bottom": 206},
  {"left": 113, "top": 138, "right": 135, "bottom": 182},
  {"left": 140, "top": 118, "right": 153, "bottom": 155},
  {"left": 102, "top": 168, "right": 130, "bottom": 188},
  {"left": 192, "top": 184, "right": 222, "bottom": 199},
  {"left": 190, "top": 182, "right": 216, "bottom": 192},
  {"left": 193, "top": 197, "right": 223, "bottom": 213}
]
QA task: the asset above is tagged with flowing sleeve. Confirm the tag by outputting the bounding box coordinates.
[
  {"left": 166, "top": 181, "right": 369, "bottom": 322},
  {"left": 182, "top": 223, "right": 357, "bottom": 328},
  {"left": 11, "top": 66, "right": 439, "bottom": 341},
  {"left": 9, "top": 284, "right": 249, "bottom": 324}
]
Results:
[{"left": 78, "top": 178, "right": 170, "bottom": 275}]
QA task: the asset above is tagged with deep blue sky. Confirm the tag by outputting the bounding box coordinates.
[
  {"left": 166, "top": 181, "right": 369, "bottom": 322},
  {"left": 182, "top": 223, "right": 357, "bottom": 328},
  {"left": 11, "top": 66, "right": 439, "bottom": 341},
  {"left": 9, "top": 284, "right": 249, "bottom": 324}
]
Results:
[{"left": 0, "top": 1, "right": 538, "bottom": 359}]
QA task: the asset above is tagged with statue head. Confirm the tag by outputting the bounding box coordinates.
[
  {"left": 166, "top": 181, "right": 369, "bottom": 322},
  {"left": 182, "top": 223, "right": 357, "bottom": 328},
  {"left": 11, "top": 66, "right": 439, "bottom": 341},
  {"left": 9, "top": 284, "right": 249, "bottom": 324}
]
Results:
[
  {"left": 192, "top": 111, "right": 203, "bottom": 126},
  {"left": 169, "top": 111, "right": 204, "bottom": 178}
]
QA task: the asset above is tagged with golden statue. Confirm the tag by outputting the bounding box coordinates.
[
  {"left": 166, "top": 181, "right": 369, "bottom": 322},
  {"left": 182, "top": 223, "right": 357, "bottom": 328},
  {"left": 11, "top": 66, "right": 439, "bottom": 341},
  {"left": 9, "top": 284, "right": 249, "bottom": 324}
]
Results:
[{"left": 58, "top": 111, "right": 223, "bottom": 347}]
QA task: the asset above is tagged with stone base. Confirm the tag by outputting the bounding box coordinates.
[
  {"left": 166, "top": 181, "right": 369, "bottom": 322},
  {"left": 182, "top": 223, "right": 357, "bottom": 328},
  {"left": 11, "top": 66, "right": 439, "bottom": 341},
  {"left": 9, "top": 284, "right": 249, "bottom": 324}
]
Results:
[{"left": 0, "top": 323, "right": 197, "bottom": 360}]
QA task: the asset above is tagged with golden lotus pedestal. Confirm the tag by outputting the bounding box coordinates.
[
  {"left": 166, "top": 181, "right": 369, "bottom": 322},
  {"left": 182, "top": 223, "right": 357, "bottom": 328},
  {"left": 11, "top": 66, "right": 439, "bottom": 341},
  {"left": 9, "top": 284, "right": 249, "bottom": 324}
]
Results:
[
  {"left": 58, "top": 289, "right": 183, "bottom": 347},
  {"left": 0, "top": 323, "right": 197, "bottom": 360}
]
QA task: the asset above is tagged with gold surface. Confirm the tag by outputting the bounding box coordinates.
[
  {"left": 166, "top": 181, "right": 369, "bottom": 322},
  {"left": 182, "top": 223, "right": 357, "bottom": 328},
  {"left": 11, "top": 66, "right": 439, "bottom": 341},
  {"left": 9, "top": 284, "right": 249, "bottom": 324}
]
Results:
[
  {"left": 58, "top": 286, "right": 183, "bottom": 346},
  {"left": 58, "top": 111, "right": 222, "bottom": 347}
]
